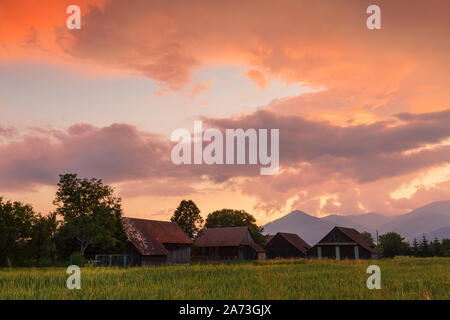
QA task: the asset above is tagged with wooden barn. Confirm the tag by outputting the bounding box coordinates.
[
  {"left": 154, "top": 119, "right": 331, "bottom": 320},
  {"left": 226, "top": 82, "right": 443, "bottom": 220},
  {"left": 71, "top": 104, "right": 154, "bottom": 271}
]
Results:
[
  {"left": 122, "top": 217, "right": 192, "bottom": 266},
  {"left": 264, "top": 232, "right": 311, "bottom": 259},
  {"left": 308, "top": 226, "right": 377, "bottom": 260},
  {"left": 194, "top": 226, "right": 266, "bottom": 260}
]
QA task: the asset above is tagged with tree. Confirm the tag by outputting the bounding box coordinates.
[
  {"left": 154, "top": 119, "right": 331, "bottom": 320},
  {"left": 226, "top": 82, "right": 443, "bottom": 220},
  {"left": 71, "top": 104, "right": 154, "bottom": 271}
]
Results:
[
  {"left": 430, "top": 237, "right": 442, "bottom": 257},
  {"left": 0, "top": 197, "right": 36, "bottom": 266},
  {"left": 441, "top": 239, "right": 450, "bottom": 257},
  {"left": 419, "top": 235, "right": 430, "bottom": 257},
  {"left": 205, "top": 209, "right": 265, "bottom": 246},
  {"left": 171, "top": 200, "right": 203, "bottom": 239},
  {"left": 53, "top": 173, "right": 127, "bottom": 257},
  {"left": 361, "top": 231, "right": 374, "bottom": 242},
  {"left": 29, "top": 212, "right": 59, "bottom": 265},
  {"left": 412, "top": 238, "right": 420, "bottom": 257},
  {"left": 378, "top": 232, "right": 409, "bottom": 258}
]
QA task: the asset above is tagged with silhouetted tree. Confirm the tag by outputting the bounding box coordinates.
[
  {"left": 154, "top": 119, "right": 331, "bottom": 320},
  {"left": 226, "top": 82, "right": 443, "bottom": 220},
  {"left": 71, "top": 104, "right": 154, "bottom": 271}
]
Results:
[
  {"left": 412, "top": 238, "right": 420, "bottom": 257},
  {"left": 205, "top": 209, "right": 265, "bottom": 246},
  {"left": 441, "top": 239, "right": 450, "bottom": 257},
  {"left": 29, "top": 212, "right": 59, "bottom": 265},
  {"left": 431, "top": 237, "right": 442, "bottom": 257},
  {"left": 419, "top": 235, "right": 430, "bottom": 257},
  {"left": 0, "top": 198, "right": 36, "bottom": 266},
  {"left": 171, "top": 200, "right": 204, "bottom": 239}
]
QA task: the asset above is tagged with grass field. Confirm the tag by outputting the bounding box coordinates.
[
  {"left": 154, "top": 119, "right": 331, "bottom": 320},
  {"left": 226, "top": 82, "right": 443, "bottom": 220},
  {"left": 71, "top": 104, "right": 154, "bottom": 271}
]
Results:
[{"left": 0, "top": 257, "right": 448, "bottom": 300}]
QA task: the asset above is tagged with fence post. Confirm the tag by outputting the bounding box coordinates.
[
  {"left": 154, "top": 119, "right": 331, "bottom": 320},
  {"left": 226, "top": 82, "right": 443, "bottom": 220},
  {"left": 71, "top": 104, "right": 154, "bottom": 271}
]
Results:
[{"left": 124, "top": 256, "right": 127, "bottom": 268}]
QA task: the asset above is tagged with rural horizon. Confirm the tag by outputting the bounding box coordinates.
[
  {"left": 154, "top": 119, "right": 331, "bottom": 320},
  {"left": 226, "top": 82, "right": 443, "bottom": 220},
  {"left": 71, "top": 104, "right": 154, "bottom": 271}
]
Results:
[{"left": 1, "top": 0, "right": 449, "bottom": 307}]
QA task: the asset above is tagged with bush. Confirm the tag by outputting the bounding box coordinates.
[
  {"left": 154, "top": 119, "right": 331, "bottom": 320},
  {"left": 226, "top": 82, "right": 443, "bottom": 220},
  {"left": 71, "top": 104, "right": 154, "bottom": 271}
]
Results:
[{"left": 69, "top": 252, "right": 87, "bottom": 267}]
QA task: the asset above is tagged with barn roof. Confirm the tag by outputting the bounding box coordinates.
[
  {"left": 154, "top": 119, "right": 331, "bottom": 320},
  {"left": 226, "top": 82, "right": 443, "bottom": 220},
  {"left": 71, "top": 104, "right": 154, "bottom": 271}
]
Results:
[
  {"left": 317, "top": 226, "right": 376, "bottom": 254},
  {"left": 268, "top": 232, "right": 311, "bottom": 254},
  {"left": 122, "top": 217, "right": 192, "bottom": 256},
  {"left": 249, "top": 242, "right": 266, "bottom": 253},
  {"left": 194, "top": 226, "right": 257, "bottom": 248}
]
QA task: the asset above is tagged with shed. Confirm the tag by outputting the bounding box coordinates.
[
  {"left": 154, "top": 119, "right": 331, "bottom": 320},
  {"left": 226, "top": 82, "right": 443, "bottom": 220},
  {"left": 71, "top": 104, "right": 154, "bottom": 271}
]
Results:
[
  {"left": 308, "top": 226, "right": 377, "bottom": 260},
  {"left": 265, "top": 232, "right": 311, "bottom": 259},
  {"left": 194, "top": 226, "right": 266, "bottom": 260},
  {"left": 122, "top": 217, "right": 192, "bottom": 266}
]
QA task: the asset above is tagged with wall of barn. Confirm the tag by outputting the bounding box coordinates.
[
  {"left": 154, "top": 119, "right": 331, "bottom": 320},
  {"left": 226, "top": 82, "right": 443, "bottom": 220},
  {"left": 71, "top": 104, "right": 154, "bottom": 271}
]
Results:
[
  {"left": 127, "top": 242, "right": 142, "bottom": 266},
  {"left": 141, "top": 255, "right": 167, "bottom": 266},
  {"left": 309, "top": 245, "right": 373, "bottom": 260},
  {"left": 195, "top": 246, "right": 240, "bottom": 260},
  {"left": 242, "top": 230, "right": 255, "bottom": 245},
  {"left": 165, "top": 244, "right": 191, "bottom": 264}
]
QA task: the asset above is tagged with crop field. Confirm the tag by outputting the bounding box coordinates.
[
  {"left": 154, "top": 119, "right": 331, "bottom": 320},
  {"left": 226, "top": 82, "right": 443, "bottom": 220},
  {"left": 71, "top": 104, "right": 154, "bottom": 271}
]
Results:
[{"left": 0, "top": 257, "right": 448, "bottom": 300}]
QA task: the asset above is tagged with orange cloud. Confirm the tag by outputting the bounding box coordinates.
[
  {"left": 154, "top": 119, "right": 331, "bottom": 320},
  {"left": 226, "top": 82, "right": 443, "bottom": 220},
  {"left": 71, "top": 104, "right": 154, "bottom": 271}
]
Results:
[{"left": 245, "top": 69, "right": 268, "bottom": 90}]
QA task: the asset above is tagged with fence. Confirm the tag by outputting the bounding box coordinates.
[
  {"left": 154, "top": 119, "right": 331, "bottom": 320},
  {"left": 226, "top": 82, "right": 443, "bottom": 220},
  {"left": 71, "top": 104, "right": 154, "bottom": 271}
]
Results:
[{"left": 94, "top": 254, "right": 131, "bottom": 267}]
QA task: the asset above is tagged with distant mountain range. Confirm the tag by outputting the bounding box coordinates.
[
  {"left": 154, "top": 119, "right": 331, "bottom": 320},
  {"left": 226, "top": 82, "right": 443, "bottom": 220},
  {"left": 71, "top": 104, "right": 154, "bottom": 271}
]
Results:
[{"left": 263, "top": 200, "right": 450, "bottom": 245}]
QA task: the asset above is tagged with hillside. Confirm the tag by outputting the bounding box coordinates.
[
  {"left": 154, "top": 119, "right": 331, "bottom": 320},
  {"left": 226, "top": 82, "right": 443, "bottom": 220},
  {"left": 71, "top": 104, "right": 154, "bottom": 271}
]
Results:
[{"left": 263, "top": 201, "right": 450, "bottom": 244}]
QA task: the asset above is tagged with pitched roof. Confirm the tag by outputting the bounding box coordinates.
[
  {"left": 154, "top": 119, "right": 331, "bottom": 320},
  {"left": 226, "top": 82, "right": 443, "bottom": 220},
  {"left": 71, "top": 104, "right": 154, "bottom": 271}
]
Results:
[
  {"left": 194, "top": 226, "right": 253, "bottom": 247},
  {"left": 268, "top": 232, "right": 311, "bottom": 254},
  {"left": 317, "top": 226, "right": 376, "bottom": 254},
  {"left": 336, "top": 227, "right": 376, "bottom": 253},
  {"left": 249, "top": 242, "right": 266, "bottom": 253},
  {"left": 265, "top": 235, "right": 275, "bottom": 245},
  {"left": 122, "top": 217, "right": 192, "bottom": 256}
]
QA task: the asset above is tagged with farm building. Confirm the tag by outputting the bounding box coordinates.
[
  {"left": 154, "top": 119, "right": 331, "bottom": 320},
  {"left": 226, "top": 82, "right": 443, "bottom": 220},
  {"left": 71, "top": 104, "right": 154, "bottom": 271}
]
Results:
[
  {"left": 308, "top": 226, "right": 377, "bottom": 260},
  {"left": 194, "top": 226, "right": 266, "bottom": 260},
  {"left": 264, "top": 232, "right": 311, "bottom": 259},
  {"left": 122, "top": 217, "right": 192, "bottom": 266}
]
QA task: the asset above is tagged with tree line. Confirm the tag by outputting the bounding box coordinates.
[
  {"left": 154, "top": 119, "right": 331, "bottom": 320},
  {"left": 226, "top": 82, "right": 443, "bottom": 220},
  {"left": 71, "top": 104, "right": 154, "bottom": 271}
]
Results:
[
  {"left": 1, "top": 174, "right": 127, "bottom": 267},
  {"left": 370, "top": 232, "right": 450, "bottom": 258},
  {"left": 0, "top": 174, "right": 265, "bottom": 267},
  {"left": 1, "top": 173, "right": 449, "bottom": 267}
]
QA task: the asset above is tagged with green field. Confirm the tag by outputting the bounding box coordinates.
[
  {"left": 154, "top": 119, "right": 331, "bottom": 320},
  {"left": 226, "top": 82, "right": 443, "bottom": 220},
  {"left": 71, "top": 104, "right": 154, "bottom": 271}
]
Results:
[{"left": 1, "top": 257, "right": 449, "bottom": 300}]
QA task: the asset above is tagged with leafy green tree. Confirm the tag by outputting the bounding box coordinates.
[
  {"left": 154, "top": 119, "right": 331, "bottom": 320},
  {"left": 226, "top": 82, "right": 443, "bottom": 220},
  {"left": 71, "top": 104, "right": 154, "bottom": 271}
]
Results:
[
  {"left": 205, "top": 209, "right": 265, "bottom": 246},
  {"left": 361, "top": 231, "right": 374, "bottom": 242},
  {"left": 171, "top": 200, "right": 203, "bottom": 239},
  {"left": 0, "top": 198, "right": 36, "bottom": 266},
  {"left": 378, "top": 232, "right": 409, "bottom": 258},
  {"left": 53, "top": 174, "right": 127, "bottom": 257},
  {"left": 29, "top": 212, "right": 59, "bottom": 265}
]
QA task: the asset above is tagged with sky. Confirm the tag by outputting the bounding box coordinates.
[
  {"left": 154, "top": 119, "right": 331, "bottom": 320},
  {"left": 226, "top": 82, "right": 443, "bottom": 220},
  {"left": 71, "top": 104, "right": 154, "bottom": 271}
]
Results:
[{"left": 1, "top": 0, "right": 450, "bottom": 224}]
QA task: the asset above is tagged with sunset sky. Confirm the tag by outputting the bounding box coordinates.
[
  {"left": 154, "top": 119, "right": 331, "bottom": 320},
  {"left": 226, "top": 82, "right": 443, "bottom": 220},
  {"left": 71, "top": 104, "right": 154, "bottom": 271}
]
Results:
[{"left": 1, "top": 0, "right": 450, "bottom": 224}]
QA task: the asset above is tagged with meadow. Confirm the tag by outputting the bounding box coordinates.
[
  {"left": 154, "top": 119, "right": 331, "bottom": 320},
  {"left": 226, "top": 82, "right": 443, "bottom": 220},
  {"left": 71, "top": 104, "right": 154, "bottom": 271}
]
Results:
[{"left": 0, "top": 257, "right": 448, "bottom": 300}]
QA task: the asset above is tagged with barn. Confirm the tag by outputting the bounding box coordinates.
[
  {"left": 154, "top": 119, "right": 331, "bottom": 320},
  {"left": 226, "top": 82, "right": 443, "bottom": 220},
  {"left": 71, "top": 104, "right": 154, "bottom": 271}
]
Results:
[
  {"left": 194, "top": 226, "right": 266, "bottom": 260},
  {"left": 264, "top": 232, "right": 311, "bottom": 259},
  {"left": 122, "top": 217, "right": 192, "bottom": 266},
  {"left": 308, "top": 226, "right": 377, "bottom": 260}
]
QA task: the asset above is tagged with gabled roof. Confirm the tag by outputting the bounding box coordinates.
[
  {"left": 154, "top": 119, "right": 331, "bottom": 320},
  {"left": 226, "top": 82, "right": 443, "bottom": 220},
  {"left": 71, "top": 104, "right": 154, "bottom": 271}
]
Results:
[
  {"left": 317, "top": 226, "right": 376, "bottom": 254},
  {"left": 122, "top": 217, "right": 192, "bottom": 256},
  {"left": 249, "top": 242, "right": 266, "bottom": 253},
  {"left": 194, "top": 226, "right": 254, "bottom": 247},
  {"left": 267, "top": 232, "right": 311, "bottom": 254}
]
